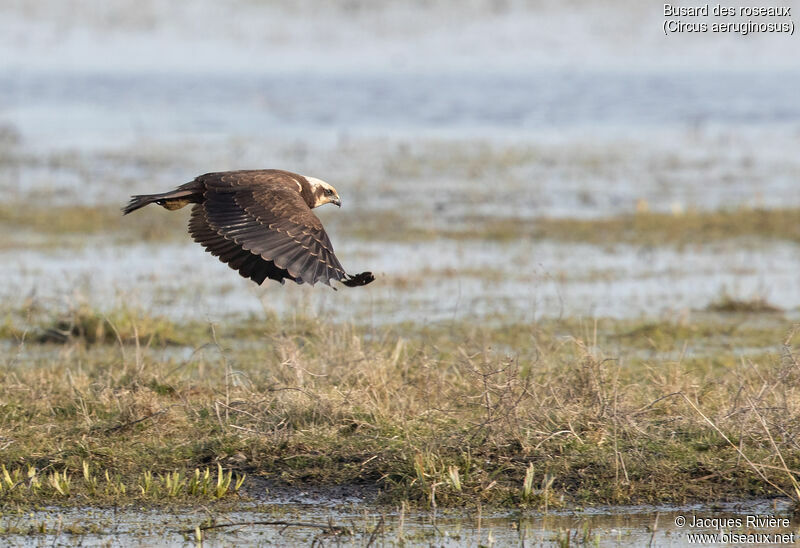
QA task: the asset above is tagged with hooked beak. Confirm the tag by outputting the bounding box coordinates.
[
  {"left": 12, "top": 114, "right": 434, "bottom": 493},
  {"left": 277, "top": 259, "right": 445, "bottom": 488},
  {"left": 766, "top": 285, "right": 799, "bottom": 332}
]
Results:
[{"left": 332, "top": 196, "right": 341, "bottom": 207}]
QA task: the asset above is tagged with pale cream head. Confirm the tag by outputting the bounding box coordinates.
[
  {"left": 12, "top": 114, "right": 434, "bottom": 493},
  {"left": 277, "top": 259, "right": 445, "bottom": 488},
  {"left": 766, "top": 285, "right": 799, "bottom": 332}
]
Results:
[{"left": 306, "top": 176, "right": 341, "bottom": 208}]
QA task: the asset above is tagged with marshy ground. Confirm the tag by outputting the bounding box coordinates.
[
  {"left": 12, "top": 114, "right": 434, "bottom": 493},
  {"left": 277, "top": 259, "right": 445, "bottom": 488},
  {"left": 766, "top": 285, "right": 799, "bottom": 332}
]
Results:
[
  {"left": 2, "top": 302, "right": 800, "bottom": 544},
  {"left": 4, "top": 136, "right": 800, "bottom": 544},
  {"left": 3, "top": 302, "right": 800, "bottom": 506},
  {"left": 2, "top": 1, "right": 800, "bottom": 544},
  {"left": 3, "top": 131, "right": 800, "bottom": 545}
]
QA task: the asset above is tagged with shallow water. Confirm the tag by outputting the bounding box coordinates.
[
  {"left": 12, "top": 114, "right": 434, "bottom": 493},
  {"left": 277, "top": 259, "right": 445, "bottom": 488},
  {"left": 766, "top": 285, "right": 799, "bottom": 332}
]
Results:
[
  {"left": 2, "top": 239, "right": 798, "bottom": 324},
  {"left": 1, "top": 4, "right": 798, "bottom": 330},
  {"left": 1, "top": 498, "right": 796, "bottom": 547},
  {"left": 1, "top": 2, "right": 800, "bottom": 546},
  {"left": 4, "top": 69, "right": 799, "bottom": 147}
]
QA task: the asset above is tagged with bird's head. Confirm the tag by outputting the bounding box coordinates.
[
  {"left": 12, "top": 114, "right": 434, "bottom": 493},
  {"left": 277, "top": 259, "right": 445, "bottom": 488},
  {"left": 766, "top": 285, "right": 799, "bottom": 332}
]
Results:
[{"left": 306, "top": 176, "right": 341, "bottom": 208}]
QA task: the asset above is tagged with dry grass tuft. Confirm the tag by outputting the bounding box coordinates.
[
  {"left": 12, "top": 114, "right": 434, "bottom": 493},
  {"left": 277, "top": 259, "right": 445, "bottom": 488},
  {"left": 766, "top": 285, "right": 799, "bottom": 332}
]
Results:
[
  {"left": 1, "top": 308, "right": 799, "bottom": 509},
  {"left": 706, "top": 291, "right": 783, "bottom": 314}
]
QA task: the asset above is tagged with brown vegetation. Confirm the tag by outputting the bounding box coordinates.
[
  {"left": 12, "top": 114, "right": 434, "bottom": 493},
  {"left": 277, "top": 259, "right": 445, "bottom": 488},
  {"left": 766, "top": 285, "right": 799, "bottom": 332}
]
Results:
[{"left": 1, "top": 307, "right": 799, "bottom": 509}]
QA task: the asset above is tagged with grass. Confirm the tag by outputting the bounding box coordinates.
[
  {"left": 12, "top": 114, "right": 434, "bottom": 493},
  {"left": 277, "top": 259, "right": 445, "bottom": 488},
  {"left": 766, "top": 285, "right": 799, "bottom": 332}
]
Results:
[
  {"left": 4, "top": 200, "right": 800, "bottom": 249},
  {"left": 1, "top": 304, "right": 799, "bottom": 510},
  {"left": 0, "top": 202, "right": 189, "bottom": 249},
  {"left": 522, "top": 207, "right": 800, "bottom": 248},
  {"left": 369, "top": 207, "right": 800, "bottom": 246},
  {"left": 0, "top": 462, "right": 244, "bottom": 502},
  {"left": 706, "top": 291, "right": 783, "bottom": 314}
]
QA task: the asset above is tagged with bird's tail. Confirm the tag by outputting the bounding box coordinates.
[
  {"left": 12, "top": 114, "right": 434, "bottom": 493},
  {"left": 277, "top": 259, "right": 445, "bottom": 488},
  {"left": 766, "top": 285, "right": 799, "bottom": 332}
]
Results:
[
  {"left": 122, "top": 194, "right": 159, "bottom": 215},
  {"left": 122, "top": 189, "right": 199, "bottom": 215}
]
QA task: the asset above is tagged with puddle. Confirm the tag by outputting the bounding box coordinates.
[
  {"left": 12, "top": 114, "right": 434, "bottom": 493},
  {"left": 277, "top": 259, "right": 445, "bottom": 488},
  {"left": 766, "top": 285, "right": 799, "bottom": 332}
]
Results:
[{"left": 1, "top": 498, "right": 795, "bottom": 547}]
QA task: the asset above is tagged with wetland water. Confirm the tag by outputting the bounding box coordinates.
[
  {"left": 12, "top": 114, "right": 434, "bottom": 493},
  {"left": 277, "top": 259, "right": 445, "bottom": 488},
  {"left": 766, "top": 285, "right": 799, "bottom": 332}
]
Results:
[
  {"left": 2, "top": 20, "right": 799, "bottom": 325},
  {"left": 2, "top": 1, "right": 800, "bottom": 545},
  {"left": 2, "top": 499, "right": 796, "bottom": 547},
  {"left": 2, "top": 67, "right": 799, "bottom": 323},
  {"left": 3, "top": 239, "right": 800, "bottom": 323}
]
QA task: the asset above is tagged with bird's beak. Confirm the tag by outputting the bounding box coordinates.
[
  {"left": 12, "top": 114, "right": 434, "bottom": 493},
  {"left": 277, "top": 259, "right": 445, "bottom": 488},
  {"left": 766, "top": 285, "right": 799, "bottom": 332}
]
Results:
[{"left": 332, "top": 196, "right": 341, "bottom": 207}]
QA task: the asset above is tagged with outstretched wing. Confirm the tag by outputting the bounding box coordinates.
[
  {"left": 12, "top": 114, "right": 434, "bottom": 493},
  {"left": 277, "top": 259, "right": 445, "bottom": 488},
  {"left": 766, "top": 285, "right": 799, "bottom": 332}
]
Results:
[
  {"left": 189, "top": 204, "right": 292, "bottom": 285},
  {"left": 189, "top": 172, "right": 360, "bottom": 286}
]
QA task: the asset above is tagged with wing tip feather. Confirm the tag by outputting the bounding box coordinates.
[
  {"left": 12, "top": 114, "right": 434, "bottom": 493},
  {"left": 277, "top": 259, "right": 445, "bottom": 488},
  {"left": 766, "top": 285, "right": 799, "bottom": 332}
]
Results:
[{"left": 341, "top": 271, "right": 375, "bottom": 287}]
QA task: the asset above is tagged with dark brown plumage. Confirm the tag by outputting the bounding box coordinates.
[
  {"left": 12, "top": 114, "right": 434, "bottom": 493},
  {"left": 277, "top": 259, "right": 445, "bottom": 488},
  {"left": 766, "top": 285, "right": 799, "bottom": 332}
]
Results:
[{"left": 123, "top": 170, "right": 374, "bottom": 288}]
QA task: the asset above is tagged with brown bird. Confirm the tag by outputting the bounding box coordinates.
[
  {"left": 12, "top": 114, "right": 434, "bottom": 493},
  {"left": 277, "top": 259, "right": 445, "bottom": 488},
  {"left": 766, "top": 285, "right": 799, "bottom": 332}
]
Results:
[{"left": 123, "top": 170, "right": 374, "bottom": 288}]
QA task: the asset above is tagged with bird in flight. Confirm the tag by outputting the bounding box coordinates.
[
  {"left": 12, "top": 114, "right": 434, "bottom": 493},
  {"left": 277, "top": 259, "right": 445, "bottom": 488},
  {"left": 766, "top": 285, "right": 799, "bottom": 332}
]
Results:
[{"left": 123, "top": 170, "right": 374, "bottom": 288}]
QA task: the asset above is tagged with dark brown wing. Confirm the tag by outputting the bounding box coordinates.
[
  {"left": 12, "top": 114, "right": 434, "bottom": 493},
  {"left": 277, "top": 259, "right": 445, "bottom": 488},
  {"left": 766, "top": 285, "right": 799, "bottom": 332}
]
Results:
[
  {"left": 189, "top": 204, "right": 293, "bottom": 285},
  {"left": 189, "top": 171, "right": 360, "bottom": 286}
]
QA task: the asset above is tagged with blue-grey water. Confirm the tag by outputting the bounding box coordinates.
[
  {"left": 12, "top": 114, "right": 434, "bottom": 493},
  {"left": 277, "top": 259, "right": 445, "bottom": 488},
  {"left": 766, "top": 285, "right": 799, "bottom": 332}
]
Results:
[
  {"left": 1, "top": 498, "right": 796, "bottom": 547},
  {"left": 1, "top": 2, "right": 800, "bottom": 545},
  {"left": 1, "top": 1, "right": 799, "bottom": 323},
  {"left": 2, "top": 69, "right": 799, "bottom": 148}
]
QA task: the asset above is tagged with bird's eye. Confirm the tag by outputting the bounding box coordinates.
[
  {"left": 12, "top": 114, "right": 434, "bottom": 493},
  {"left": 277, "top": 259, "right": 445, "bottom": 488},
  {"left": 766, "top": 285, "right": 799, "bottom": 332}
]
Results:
[{"left": 325, "top": 189, "right": 333, "bottom": 196}]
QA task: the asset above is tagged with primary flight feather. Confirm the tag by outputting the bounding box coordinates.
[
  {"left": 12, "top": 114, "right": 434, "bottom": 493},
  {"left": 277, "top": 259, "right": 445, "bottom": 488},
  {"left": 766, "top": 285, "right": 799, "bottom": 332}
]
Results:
[{"left": 123, "top": 169, "right": 374, "bottom": 288}]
